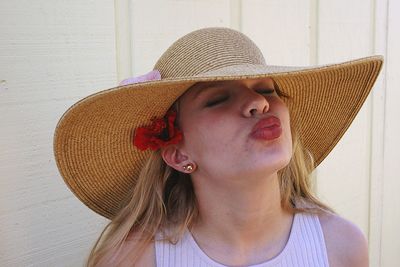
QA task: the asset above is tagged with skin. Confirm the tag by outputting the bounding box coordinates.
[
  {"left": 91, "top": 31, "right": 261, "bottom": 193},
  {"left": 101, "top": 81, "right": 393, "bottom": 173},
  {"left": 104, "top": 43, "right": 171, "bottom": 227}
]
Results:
[
  {"left": 161, "top": 78, "right": 294, "bottom": 265},
  {"left": 101, "top": 78, "right": 369, "bottom": 266}
]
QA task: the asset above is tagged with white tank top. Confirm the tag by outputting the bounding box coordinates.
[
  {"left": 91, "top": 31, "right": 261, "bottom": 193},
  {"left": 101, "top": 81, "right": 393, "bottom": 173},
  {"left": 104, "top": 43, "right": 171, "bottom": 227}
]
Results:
[{"left": 155, "top": 212, "right": 329, "bottom": 267}]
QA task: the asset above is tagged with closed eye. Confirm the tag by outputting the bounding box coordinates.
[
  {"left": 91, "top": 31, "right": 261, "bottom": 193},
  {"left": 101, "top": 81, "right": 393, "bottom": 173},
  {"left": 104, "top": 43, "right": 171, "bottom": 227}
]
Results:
[
  {"left": 206, "top": 89, "right": 275, "bottom": 107},
  {"left": 205, "top": 95, "right": 229, "bottom": 107},
  {"left": 256, "top": 89, "right": 275, "bottom": 95}
]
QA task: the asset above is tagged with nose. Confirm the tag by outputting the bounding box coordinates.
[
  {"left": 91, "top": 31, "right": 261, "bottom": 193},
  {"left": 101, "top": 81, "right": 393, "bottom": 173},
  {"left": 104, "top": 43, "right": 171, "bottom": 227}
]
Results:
[{"left": 241, "top": 89, "right": 269, "bottom": 117}]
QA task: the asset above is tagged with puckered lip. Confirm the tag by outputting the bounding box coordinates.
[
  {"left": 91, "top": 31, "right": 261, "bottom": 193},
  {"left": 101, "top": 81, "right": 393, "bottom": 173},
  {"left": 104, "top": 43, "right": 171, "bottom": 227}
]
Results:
[{"left": 251, "top": 115, "right": 281, "bottom": 134}]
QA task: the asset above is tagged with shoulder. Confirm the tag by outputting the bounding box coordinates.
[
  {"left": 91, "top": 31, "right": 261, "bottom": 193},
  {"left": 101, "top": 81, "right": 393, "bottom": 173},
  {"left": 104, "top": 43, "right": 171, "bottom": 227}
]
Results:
[
  {"left": 95, "top": 232, "right": 156, "bottom": 267},
  {"left": 317, "top": 211, "right": 369, "bottom": 267}
]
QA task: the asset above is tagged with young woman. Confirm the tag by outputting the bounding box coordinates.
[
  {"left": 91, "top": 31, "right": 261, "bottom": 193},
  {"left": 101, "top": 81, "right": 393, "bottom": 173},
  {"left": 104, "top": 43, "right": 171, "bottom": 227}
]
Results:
[{"left": 53, "top": 27, "right": 383, "bottom": 266}]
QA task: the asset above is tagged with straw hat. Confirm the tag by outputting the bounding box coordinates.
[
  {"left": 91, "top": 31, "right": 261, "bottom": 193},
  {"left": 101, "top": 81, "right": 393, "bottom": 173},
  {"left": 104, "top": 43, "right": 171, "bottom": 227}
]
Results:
[{"left": 53, "top": 27, "right": 383, "bottom": 219}]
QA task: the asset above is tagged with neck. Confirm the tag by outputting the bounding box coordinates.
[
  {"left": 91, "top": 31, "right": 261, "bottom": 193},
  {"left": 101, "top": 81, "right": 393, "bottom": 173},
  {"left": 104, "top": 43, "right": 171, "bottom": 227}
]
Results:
[{"left": 190, "top": 172, "right": 294, "bottom": 262}]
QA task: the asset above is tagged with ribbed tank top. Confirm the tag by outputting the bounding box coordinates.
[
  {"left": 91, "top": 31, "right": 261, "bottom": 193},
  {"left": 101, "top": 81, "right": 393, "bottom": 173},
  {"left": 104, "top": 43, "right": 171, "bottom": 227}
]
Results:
[{"left": 155, "top": 212, "right": 329, "bottom": 267}]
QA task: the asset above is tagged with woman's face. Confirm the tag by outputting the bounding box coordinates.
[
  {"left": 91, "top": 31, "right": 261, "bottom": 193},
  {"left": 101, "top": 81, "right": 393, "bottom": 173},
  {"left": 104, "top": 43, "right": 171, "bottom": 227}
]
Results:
[{"left": 176, "top": 78, "right": 292, "bottom": 183}]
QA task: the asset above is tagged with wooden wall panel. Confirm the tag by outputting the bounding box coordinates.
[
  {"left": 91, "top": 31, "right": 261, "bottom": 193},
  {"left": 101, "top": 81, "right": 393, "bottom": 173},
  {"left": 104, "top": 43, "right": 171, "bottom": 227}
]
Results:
[
  {"left": 314, "top": 0, "right": 374, "bottom": 237},
  {"left": 0, "top": 0, "right": 115, "bottom": 265},
  {"left": 369, "top": 0, "right": 388, "bottom": 265},
  {"left": 130, "top": 0, "right": 231, "bottom": 76},
  {"left": 241, "top": 0, "right": 312, "bottom": 66},
  {"left": 381, "top": 0, "right": 400, "bottom": 266}
]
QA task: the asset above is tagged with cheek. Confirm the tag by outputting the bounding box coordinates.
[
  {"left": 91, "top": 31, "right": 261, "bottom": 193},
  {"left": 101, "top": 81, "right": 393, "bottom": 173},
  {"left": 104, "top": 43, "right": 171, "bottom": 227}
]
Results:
[{"left": 181, "top": 114, "right": 237, "bottom": 158}]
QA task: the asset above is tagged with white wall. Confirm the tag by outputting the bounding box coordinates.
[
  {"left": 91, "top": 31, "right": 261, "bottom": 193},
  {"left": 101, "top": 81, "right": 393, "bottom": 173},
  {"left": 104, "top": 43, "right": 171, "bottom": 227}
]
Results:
[
  {"left": 0, "top": 0, "right": 115, "bottom": 266},
  {"left": 1, "top": 0, "right": 398, "bottom": 266}
]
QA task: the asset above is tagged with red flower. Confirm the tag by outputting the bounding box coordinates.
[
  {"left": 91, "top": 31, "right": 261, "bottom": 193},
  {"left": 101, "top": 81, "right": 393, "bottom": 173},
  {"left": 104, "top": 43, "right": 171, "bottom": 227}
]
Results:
[{"left": 133, "top": 110, "right": 183, "bottom": 151}]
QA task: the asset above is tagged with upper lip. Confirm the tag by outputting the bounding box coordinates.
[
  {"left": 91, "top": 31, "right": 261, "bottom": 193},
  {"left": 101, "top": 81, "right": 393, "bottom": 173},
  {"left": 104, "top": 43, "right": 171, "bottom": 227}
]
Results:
[{"left": 251, "top": 116, "right": 281, "bottom": 134}]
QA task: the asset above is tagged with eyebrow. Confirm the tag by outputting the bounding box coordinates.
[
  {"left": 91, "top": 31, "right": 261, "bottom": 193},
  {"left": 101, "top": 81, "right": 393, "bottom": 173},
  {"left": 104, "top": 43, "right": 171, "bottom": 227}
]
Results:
[{"left": 192, "top": 82, "right": 226, "bottom": 100}]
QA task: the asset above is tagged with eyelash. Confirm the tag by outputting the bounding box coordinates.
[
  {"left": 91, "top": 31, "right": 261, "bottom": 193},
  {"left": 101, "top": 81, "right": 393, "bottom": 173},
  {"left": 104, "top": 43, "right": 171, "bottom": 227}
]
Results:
[{"left": 205, "top": 89, "right": 275, "bottom": 107}]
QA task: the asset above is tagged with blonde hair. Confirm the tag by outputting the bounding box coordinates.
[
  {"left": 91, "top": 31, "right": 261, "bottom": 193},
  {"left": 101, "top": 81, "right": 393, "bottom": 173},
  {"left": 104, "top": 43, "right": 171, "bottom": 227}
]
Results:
[{"left": 86, "top": 83, "right": 336, "bottom": 266}]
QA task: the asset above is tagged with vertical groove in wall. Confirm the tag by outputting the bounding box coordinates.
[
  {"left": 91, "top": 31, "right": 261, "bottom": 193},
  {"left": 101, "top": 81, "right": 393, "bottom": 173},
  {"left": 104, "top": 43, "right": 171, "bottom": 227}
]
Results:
[
  {"left": 368, "top": 0, "right": 388, "bottom": 265},
  {"left": 230, "top": 0, "right": 242, "bottom": 31},
  {"left": 366, "top": 0, "right": 375, "bottom": 241},
  {"left": 309, "top": 0, "right": 319, "bottom": 195},
  {"left": 114, "top": 0, "right": 133, "bottom": 82},
  {"left": 309, "top": 0, "right": 318, "bottom": 65},
  {"left": 371, "top": 0, "right": 377, "bottom": 55}
]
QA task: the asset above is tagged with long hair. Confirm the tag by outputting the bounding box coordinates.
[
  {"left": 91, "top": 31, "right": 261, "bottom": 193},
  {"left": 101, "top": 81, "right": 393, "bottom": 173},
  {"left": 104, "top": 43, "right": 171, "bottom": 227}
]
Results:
[{"left": 86, "top": 83, "right": 336, "bottom": 266}]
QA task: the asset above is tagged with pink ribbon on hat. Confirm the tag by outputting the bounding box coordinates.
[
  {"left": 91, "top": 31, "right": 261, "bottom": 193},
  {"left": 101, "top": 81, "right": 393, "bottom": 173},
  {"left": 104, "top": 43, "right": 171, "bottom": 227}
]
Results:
[{"left": 119, "top": 70, "right": 162, "bottom": 86}]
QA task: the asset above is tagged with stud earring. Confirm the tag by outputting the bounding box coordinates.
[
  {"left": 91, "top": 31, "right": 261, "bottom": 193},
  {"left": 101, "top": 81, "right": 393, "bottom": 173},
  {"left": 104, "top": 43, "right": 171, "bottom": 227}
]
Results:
[{"left": 183, "top": 163, "right": 195, "bottom": 172}]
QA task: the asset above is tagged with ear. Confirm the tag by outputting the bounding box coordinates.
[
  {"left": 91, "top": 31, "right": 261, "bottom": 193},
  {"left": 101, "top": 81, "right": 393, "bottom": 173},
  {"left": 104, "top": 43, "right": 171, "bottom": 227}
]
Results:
[{"left": 160, "top": 145, "right": 191, "bottom": 172}]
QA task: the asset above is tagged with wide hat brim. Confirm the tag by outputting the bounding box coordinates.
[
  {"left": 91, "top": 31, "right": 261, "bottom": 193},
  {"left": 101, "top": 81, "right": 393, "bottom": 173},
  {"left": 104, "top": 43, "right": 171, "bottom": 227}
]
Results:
[{"left": 53, "top": 56, "right": 383, "bottom": 219}]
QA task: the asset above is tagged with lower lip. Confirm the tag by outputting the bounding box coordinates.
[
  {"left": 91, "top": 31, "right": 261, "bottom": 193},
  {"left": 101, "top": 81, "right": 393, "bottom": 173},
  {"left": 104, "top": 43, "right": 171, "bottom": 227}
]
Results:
[{"left": 250, "top": 125, "right": 282, "bottom": 140}]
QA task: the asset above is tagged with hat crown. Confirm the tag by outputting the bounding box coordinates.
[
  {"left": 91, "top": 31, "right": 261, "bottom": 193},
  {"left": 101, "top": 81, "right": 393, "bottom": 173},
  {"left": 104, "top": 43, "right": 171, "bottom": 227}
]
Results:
[{"left": 154, "top": 27, "right": 267, "bottom": 79}]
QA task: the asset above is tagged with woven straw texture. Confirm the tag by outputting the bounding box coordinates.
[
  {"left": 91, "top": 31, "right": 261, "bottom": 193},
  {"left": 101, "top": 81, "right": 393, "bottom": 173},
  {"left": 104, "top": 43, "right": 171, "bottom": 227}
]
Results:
[{"left": 53, "top": 27, "right": 383, "bottom": 219}]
